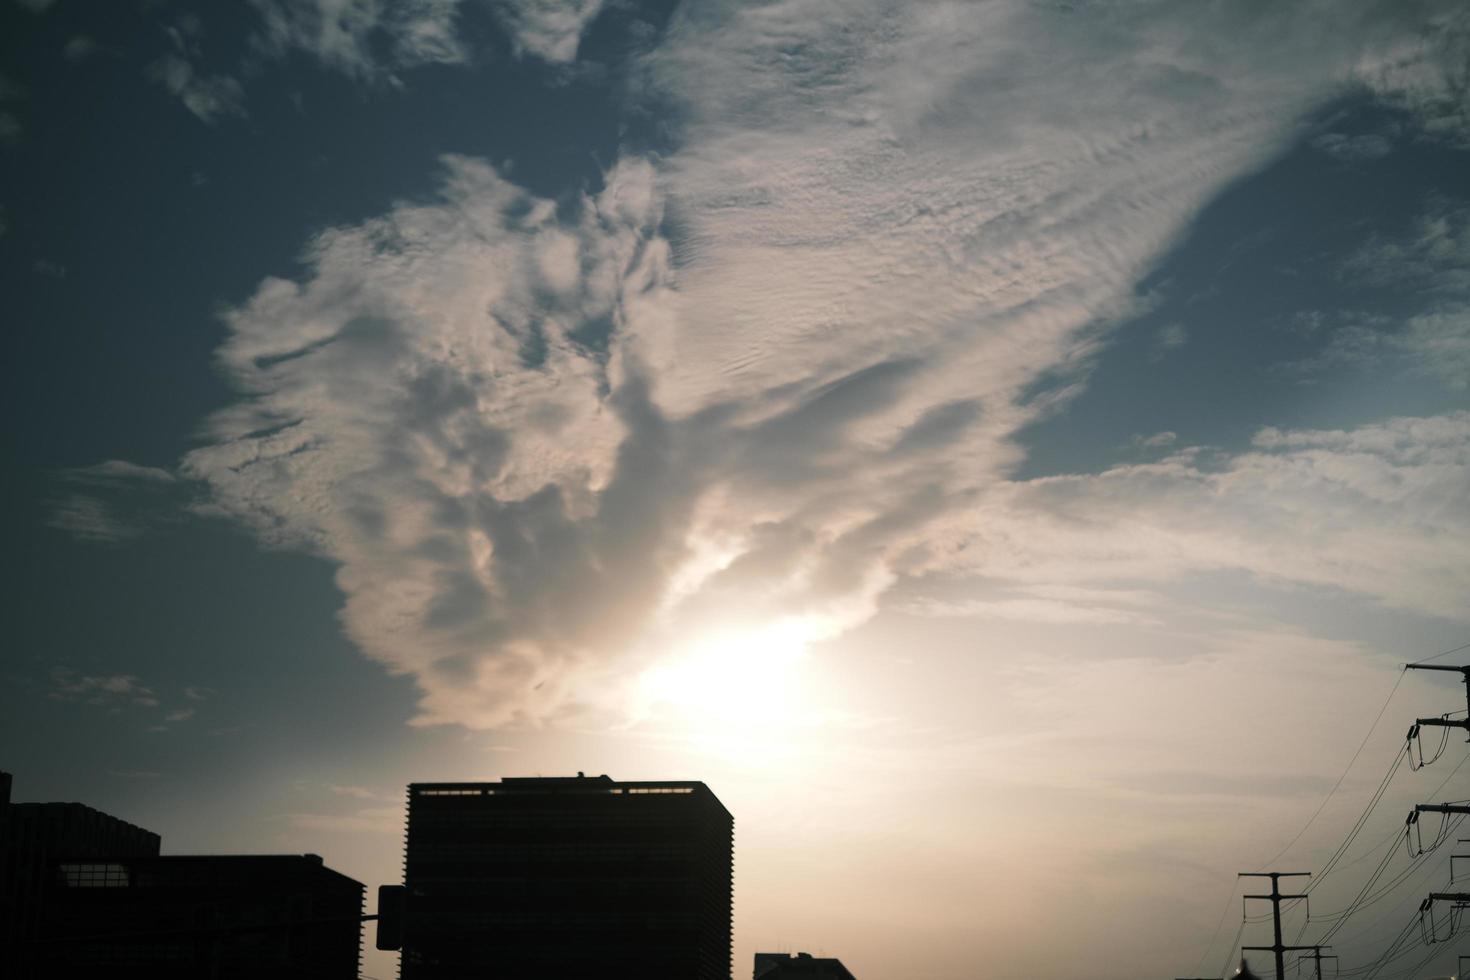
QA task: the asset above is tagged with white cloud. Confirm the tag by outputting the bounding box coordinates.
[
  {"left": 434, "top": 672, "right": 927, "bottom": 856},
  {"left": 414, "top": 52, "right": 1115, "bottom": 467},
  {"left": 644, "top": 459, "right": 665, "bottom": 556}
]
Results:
[
  {"left": 1344, "top": 202, "right": 1470, "bottom": 294},
  {"left": 287, "top": 805, "right": 403, "bottom": 833},
  {"left": 1132, "top": 431, "right": 1178, "bottom": 450},
  {"left": 960, "top": 413, "right": 1470, "bottom": 621},
  {"left": 250, "top": 0, "right": 468, "bottom": 77},
  {"left": 164, "top": 707, "right": 196, "bottom": 723},
  {"left": 902, "top": 593, "right": 1162, "bottom": 627},
  {"left": 1312, "top": 129, "right": 1396, "bottom": 162},
  {"left": 47, "top": 494, "right": 145, "bottom": 543},
  {"left": 486, "top": 0, "right": 603, "bottom": 63},
  {"left": 148, "top": 55, "right": 246, "bottom": 124},
  {"left": 48, "top": 460, "right": 180, "bottom": 543},
  {"left": 1307, "top": 305, "right": 1470, "bottom": 389},
  {"left": 184, "top": 0, "right": 1470, "bottom": 729},
  {"left": 69, "top": 459, "right": 178, "bottom": 484},
  {"left": 1297, "top": 205, "right": 1470, "bottom": 388},
  {"left": 51, "top": 670, "right": 158, "bottom": 707}
]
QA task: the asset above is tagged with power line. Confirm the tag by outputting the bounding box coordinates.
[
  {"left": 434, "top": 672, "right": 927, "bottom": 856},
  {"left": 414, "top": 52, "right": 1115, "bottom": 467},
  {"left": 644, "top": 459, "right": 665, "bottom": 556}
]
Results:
[
  {"left": 1195, "top": 877, "right": 1245, "bottom": 976},
  {"left": 1406, "top": 642, "right": 1470, "bottom": 667},
  {"left": 1258, "top": 669, "right": 1407, "bottom": 870}
]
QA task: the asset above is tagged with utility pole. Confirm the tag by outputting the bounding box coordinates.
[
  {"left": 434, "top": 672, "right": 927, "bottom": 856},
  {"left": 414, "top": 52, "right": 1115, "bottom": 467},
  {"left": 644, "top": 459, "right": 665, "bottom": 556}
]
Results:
[
  {"left": 1405, "top": 664, "right": 1470, "bottom": 741},
  {"left": 1292, "top": 946, "right": 1336, "bottom": 980},
  {"left": 1241, "top": 872, "right": 1313, "bottom": 980}
]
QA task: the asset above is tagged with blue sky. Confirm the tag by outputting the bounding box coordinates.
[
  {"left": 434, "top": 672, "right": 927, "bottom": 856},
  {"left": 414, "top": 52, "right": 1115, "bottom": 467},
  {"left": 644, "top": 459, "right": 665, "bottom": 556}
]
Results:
[{"left": 3, "top": 2, "right": 1469, "bottom": 978}]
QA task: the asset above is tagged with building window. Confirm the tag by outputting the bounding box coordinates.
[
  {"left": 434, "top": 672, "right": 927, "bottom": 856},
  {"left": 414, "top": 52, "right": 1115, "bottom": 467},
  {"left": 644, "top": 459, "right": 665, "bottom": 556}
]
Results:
[
  {"left": 58, "top": 863, "right": 131, "bottom": 887},
  {"left": 417, "top": 789, "right": 487, "bottom": 796}
]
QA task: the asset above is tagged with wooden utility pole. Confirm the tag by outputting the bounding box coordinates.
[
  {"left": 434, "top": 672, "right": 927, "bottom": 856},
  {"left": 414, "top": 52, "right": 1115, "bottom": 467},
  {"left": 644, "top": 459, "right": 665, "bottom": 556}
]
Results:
[{"left": 1241, "top": 872, "right": 1313, "bottom": 980}]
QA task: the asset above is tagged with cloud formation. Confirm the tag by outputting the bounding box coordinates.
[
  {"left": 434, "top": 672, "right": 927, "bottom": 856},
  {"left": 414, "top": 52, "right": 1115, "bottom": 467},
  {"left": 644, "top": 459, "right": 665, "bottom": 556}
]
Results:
[
  {"left": 147, "top": 16, "right": 246, "bottom": 123},
  {"left": 250, "top": 0, "right": 468, "bottom": 77},
  {"left": 50, "top": 670, "right": 158, "bottom": 707},
  {"left": 247, "top": 0, "right": 605, "bottom": 75},
  {"left": 48, "top": 460, "right": 181, "bottom": 543},
  {"left": 181, "top": 0, "right": 1470, "bottom": 728},
  {"left": 488, "top": 0, "right": 603, "bottom": 63},
  {"left": 963, "top": 414, "right": 1470, "bottom": 622}
]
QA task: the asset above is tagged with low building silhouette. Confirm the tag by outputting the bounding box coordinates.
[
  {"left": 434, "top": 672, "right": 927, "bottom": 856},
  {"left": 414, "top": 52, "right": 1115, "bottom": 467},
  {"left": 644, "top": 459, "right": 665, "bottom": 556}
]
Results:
[
  {"left": 399, "top": 773, "right": 734, "bottom": 979},
  {"left": 3, "top": 770, "right": 365, "bottom": 978},
  {"left": 755, "top": 951, "right": 858, "bottom": 980},
  {"left": 1, "top": 770, "right": 161, "bottom": 973},
  {"left": 36, "top": 853, "right": 364, "bottom": 978}
]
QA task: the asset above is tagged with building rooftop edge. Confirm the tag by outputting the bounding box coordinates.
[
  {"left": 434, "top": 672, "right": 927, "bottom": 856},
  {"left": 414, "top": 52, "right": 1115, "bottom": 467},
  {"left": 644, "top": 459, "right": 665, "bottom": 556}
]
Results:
[{"left": 406, "top": 776, "right": 733, "bottom": 818}]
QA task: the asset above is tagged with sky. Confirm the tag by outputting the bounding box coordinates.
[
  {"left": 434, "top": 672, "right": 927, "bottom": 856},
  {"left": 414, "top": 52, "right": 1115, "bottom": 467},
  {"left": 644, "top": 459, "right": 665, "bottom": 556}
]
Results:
[{"left": 1, "top": 1, "right": 1469, "bottom": 978}]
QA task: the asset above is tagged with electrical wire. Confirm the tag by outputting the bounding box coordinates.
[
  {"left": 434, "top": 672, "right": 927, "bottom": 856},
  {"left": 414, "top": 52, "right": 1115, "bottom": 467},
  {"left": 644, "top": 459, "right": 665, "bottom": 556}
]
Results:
[
  {"left": 1217, "top": 916, "right": 1248, "bottom": 979},
  {"left": 1307, "top": 748, "right": 1406, "bottom": 896},
  {"left": 1188, "top": 641, "right": 1470, "bottom": 980},
  {"left": 1196, "top": 878, "right": 1245, "bottom": 976},
  {"left": 1258, "top": 668, "right": 1409, "bottom": 870},
  {"left": 1406, "top": 642, "right": 1470, "bottom": 667}
]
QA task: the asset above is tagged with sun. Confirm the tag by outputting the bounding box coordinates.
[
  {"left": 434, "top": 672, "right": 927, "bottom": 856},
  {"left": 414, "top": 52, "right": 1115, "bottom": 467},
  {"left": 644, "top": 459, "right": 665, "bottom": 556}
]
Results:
[{"left": 638, "top": 617, "right": 819, "bottom": 727}]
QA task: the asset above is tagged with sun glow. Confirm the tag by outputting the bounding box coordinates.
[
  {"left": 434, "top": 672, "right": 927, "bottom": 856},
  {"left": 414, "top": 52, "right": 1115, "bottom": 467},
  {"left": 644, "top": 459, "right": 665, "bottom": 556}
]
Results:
[{"left": 639, "top": 617, "right": 821, "bottom": 728}]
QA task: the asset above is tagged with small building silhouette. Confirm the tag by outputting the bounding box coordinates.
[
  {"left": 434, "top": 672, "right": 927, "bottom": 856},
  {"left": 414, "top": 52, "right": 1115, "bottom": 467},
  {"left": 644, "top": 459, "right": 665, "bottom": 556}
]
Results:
[
  {"left": 398, "top": 773, "right": 734, "bottom": 979},
  {"left": 3, "top": 770, "right": 364, "bottom": 978},
  {"left": 755, "top": 951, "right": 858, "bottom": 980},
  {"left": 35, "top": 853, "right": 364, "bottom": 978},
  {"left": 1, "top": 770, "right": 161, "bottom": 974}
]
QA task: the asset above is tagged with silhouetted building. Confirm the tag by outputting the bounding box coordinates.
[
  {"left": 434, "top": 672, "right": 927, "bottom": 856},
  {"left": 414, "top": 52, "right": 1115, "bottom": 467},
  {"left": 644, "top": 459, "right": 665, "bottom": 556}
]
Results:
[
  {"left": 1, "top": 770, "right": 161, "bottom": 973},
  {"left": 400, "top": 773, "right": 734, "bottom": 979},
  {"left": 34, "top": 853, "right": 364, "bottom": 978},
  {"left": 755, "top": 951, "right": 858, "bottom": 980}
]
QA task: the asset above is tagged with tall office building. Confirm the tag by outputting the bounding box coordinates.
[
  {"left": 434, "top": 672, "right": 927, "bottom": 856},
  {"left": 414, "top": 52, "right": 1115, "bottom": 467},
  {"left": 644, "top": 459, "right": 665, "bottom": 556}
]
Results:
[{"left": 401, "top": 773, "right": 734, "bottom": 979}]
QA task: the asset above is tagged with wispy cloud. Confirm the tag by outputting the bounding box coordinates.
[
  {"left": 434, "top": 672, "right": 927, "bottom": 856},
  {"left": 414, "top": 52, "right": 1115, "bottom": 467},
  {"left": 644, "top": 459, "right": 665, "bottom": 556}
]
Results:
[
  {"left": 959, "top": 414, "right": 1470, "bottom": 621},
  {"left": 249, "top": 0, "right": 468, "bottom": 77},
  {"left": 180, "top": 0, "right": 1470, "bottom": 729},
  {"left": 147, "top": 15, "right": 246, "bottom": 124},
  {"left": 47, "top": 494, "right": 145, "bottom": 543},
  {"left": 902, "top": 595, "right": 1162, "bottom": 628},
  {"left": 63, "top": 36, "right": 102, "bottom": 64},
  {"left": 488, "top": 0, "right": 603, "bottom": 63},
  {"left": 286, "top": 805, "right": 403, "bottom": 834},
  {"left": 51, "top": 669, "right": 158, "bottom": 708},
  {"left": 148, "top": 55, "right": 245, "bottom": 124},
  {"left": 1288, "top": 201, "right": 1470, "bottom": 387},
  {"left": 47, "top": 460, "right": 180, "bottom": 543},
  {"left": 1344, "top": 201, "right": 1470, "bottom": 293}
]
